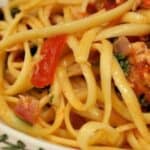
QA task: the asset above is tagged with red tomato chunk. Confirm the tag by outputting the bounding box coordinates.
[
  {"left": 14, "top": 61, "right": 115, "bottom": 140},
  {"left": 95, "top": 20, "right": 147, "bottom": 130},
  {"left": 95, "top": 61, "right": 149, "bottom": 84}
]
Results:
[
  {"left": 14, "top": 96, "right": 40, "bottom": 124},
  {"left": 31, "top": 35, "right": 67, "bottom": 88}
]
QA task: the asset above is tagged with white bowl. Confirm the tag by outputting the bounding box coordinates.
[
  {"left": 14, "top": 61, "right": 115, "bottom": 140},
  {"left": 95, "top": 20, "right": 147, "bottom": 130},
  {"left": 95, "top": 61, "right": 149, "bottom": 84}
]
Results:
[
  {"left": 0, "top": 122, "right": 75, "bottom": 150},
  {"left": 0, "top": 0, "right": 8, "bottom": 7}
]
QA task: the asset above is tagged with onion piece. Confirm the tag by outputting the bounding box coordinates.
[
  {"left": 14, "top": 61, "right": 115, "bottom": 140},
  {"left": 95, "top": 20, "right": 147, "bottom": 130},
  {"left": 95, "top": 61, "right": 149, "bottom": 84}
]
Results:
[{"left": 114, "top": 36, "right": 131, "bottom": 56}]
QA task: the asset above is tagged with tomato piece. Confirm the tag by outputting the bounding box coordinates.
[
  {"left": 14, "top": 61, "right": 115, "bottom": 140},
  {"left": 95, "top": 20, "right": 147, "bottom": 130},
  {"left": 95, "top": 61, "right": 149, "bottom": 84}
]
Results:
[
  {"left": 87, "top": 2, "right": 98, "bottom": 14},
  {"left": 128, "top": 62, "right": 150, "bottom": 101},
  {"left": 14, "top": 97, "right": 40, "bottom": 124},
  {"left": 104, "top": 0, "right": 117, "bottom": 10},
  {"left": 127, "top": 42, "right": 150, "bottom": 102},
  {"left": 31, "top": 35, "right": 67, "bottom": 88},
  {"left": 104, "top": 0, "right": 125, "bottom": 10},
  {"left": 70, "top": 112, "right": 86, "bottom": 129},
  {"left": 142, "top": 0, "right": 150, "bottom": 8}
]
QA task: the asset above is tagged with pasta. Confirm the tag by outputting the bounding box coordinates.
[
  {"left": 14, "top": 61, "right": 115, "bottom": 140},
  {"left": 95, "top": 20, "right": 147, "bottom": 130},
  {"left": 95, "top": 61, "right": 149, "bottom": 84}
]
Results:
[{"left": 0, "top": 0, "right": 150, "bottom": 149}]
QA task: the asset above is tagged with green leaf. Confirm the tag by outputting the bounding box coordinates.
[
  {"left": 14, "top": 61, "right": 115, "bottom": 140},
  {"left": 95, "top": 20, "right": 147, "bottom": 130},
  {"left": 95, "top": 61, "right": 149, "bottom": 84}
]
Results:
[{"left": 0, "top": 134, "right": 8, "bottom": 142}]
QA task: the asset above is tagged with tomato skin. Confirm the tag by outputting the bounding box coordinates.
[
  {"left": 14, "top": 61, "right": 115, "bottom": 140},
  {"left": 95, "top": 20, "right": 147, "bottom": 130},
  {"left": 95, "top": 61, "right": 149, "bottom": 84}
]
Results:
[
  {"left": 142, "top": 0, "right": 150, "bottom": 8},
  {"left": 87, "top": 2, "right": 98, "bottom": 14},
  {"left": 104, "top": 0, "right": 125, "bottom": 10},
  {"left": 14, "top": 98, "right": 40, "bottom": 124},
  {"left": 31, "top": 35, "right": 67, "bottom": 88},
  {"left": 104, "top": 0, "right": 117, "bottom": 10}
]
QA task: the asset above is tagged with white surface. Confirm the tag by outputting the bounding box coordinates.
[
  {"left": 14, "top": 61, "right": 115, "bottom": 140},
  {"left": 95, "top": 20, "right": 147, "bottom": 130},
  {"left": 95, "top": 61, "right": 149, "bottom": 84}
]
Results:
[
  {"left": 0, "top": 0, "right": 8, "bottom": 7},
  {"left": 0, "top": 122, "right": 75, "bottom": 150}
]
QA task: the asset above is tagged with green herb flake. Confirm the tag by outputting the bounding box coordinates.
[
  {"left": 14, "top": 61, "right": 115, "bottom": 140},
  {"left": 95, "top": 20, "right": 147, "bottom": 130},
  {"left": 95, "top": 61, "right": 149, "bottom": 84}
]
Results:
[
  {"left": 11, "top": 7, "right": 21, "bottom": 18},
  {"left": 115, "top": 53, "right": 130, "bottom": 75},
  {"left": 49, "top": 95, "right": 54, "bottom": 104}
]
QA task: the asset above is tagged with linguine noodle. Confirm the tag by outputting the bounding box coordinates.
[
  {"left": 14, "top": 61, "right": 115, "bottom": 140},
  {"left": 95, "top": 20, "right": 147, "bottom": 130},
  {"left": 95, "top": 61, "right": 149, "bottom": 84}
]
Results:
[{"left": 0, "top": 0, "right": 150, "bottom": 149}]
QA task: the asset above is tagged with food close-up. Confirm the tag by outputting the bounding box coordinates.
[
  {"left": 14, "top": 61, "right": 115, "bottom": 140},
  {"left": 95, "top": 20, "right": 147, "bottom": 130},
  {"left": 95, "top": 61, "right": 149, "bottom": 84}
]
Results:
[{"left": 0, "top": 0, "right": 150, "bottom": 149}]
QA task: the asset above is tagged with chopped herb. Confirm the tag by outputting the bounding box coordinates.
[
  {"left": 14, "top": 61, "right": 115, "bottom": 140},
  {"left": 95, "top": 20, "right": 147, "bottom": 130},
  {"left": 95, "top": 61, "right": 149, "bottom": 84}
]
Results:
[
  {"left": 115, "top": 53, "right": 130, "bottom": 75},
  {"left": 139, "top": 95, "right": 150, "bottom": 112},
  {"left": 49, "top": 95, "right": 54, "bottom": 104},
  {"left": 30, "top": 44, "right": 38, "bottom": 56},
  {"left": 11, "top": 7, "right": 21, "bottom": 18}
]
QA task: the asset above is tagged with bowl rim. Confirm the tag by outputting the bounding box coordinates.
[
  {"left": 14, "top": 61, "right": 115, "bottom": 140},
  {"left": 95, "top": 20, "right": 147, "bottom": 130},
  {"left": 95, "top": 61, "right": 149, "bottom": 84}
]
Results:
[{"left": 0, "top": 121, "right": 75, "bottom": 150}]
